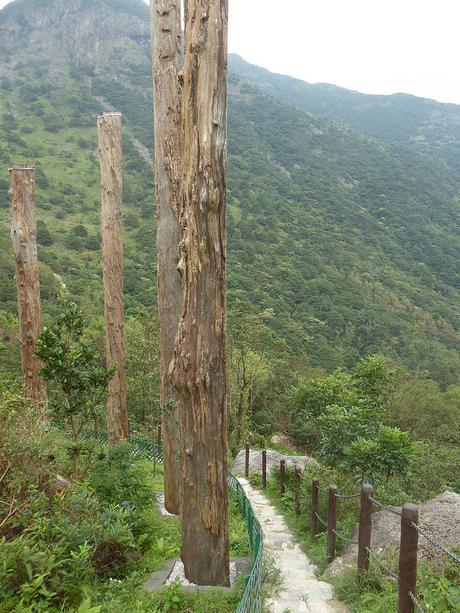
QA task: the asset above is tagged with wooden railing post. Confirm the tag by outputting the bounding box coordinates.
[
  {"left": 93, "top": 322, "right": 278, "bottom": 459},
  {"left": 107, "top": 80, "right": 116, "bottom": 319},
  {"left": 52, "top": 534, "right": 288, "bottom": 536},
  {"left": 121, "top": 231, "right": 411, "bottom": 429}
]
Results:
[
  {"left": 398, "top": 503, "right": 419, "bottom": 613},
  {"left": 261, "top": 449, "right": 267, "bottom": 488},
  {"left": 280, "top": 459, "right": 286, "bottom": 495},
  {"left": 245, "top": 443, "right": 250, "bottom": 478},
  {"left": 311, "top": 478, "right": 319, "bottom": 536},
  {"left": 358, "top": 483, "right": 374, "bottom": 573},
  {"left": 327, "top": 484, "right": 338, "bottom": 564},
  {"left": 294, "top": 466, "right": 301, "bottom": 516}
]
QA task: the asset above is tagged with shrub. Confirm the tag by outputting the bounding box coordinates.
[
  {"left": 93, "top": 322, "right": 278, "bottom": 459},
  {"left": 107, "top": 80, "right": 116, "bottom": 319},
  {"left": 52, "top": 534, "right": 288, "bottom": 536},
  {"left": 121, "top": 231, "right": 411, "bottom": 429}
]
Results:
[
  {"left": 0, "top": 385, "right": 62, "bottom": 535},
  {"left": 35, "top": 289, "right": 114, "bottom": 479},
  {"left": 88, "top": 444, "right": 152, "bottom": 513}
]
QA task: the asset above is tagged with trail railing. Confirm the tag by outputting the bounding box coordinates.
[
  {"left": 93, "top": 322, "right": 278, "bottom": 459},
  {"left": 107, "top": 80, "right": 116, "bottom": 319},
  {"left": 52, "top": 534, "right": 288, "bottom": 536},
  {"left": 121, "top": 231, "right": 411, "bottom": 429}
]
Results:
[
  {"left": 228, "top": 473, "right": 264, "bottom": 613},
  {"left": 245, "top": 446, "right": 459, "bottom": 613},
  {"left": 87, "top": 432, "right": 263, "bottom": 612}
]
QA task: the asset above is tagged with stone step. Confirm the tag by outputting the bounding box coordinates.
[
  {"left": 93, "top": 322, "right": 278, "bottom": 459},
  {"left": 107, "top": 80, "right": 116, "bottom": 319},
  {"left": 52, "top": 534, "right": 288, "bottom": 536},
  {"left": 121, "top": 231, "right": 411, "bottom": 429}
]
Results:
[{"left": 237, "top": 477, "right": 349, "bottom": 613}]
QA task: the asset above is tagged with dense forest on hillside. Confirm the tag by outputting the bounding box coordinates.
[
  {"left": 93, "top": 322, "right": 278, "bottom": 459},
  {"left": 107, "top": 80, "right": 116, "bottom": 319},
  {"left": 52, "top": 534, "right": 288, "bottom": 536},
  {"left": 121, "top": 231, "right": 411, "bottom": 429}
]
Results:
[
  {"left": 1, "top": 0, "right": 460, "bottom": 388},
  {"left": 229, "top": 54, "right": 460, "bottom": 174}
]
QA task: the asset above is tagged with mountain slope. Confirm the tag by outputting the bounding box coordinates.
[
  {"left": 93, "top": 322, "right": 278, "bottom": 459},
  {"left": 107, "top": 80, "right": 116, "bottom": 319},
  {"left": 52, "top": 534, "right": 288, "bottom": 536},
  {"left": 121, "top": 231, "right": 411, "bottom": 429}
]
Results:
[
  {"left": 1, "top": 0, "right": 460, "bottom": 385},
  {"left": 229, "top": 54, "right": 460, "bottom": 173}
]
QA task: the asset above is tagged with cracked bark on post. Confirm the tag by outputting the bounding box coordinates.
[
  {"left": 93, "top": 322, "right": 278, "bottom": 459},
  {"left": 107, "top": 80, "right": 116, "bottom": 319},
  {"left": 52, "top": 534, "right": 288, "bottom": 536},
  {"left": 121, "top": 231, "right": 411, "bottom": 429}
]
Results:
[
  {"left": 97, "top": 112, "right": 128, "bottom": 445},
  {"left": 171, "top": 0, "right": 230, "bottom": 586},
  {"left": 151, "top": 0, "right": 183, "bottom": 515},
  {"left": 9, "top": 164, "right": 47, "bottom": 412}
]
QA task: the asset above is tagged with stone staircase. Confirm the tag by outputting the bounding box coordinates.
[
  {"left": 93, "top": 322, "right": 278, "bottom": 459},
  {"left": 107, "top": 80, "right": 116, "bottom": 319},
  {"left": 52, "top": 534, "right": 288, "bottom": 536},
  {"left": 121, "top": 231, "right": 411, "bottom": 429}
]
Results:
[{"left": 238, "top": 478, "right": 349, "bottom": 613}]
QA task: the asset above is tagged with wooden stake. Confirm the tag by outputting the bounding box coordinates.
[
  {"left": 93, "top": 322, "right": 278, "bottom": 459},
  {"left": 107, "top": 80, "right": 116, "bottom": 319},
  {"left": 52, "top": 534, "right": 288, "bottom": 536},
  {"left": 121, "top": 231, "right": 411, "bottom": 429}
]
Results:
[
  {"left": 280, "top": 459, "right": 286, "bottom": 495},
  {"left": 262, "top": 449, "right": 267, "bottom": 488},
  {"left": 294, "top": 466, "right": 301, "bottom": 516},
  {"left": 311, "top": 478, "right": 319, "bottom": 536},
  {"left": 97, "top": 111, "right": 128, "bottom": 445},
  {"left": 398, "top": 504, "right": 419, "bottom": 613},
  {"left": 151, "top": 0, "right": 183, "bottom": 515},
  {"left": 327, "top": 484, "right": 338, "bottom": 564},
  {"left": 358, "top": 483, "right": 374, "bottom": 573},
  {"left": 9, "top": 164, "right": 47, "bottom": 412}
]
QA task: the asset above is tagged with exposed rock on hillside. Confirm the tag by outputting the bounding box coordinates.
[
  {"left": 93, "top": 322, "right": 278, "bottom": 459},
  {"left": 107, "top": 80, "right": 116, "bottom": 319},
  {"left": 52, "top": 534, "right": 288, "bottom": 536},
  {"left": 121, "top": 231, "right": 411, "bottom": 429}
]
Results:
[{"left": 231, "top": 448, "right": 318, "bottom": 476}]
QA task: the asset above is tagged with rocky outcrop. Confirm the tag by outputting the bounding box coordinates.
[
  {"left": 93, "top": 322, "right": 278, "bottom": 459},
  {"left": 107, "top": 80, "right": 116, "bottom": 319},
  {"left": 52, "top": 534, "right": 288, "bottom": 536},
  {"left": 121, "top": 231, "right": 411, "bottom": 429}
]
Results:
[
  {"left": 0, "top": 0, "right": 150, "bottom": 79},
  {"left": 231, "top": 447, "right": 318, "bottom": 477}
]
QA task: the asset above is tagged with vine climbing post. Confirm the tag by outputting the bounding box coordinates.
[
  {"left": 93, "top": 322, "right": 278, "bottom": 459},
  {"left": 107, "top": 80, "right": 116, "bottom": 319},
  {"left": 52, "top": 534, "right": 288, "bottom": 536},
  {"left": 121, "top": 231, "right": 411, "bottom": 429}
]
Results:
[
  {"left": 151, "top": 0, "right": 183, "bottom": 515},
  {"left": 97, "top": 111, "right": 128, "bottom": 445},
  {"left": 398, "top": 503, "right": 419, "bottom": 613},
  {"left": 171, "top": 0, "right": 230, "bottom": 585},
  {"left": 9, "top": 164, "right": 47, "bottom": 413},
  {"left": 358, "top": 483, "right": 374, "bottom": 573}
]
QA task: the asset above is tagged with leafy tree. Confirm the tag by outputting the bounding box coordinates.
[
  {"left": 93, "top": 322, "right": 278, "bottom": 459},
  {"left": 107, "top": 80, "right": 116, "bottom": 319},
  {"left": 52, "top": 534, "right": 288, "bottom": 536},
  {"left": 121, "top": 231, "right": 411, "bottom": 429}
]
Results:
[
  {"left": 37, "top": 219, "right": 54, "bottom": 246},
  {"left": 125, "top": 309, "right": 160, "bottom": 429},
  {"left": 227, "top": 302, "right": 273, "bottom": 452},
  {"left": 291, "top": 356, "right": 395, "bottom": 448},
  {"left": 35, "top": 290, "right": 114, "bottom": 478},
  {"left": 290, "top": 356, "right": 412, "bottom": 481}
]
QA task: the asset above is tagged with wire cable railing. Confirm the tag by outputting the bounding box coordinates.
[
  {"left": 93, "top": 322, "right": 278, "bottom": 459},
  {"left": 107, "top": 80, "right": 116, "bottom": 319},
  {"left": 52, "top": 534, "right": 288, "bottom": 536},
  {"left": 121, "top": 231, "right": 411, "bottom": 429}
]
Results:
[
  {"left": 365, "top": 546, "right": 399, "bottom": 582},
  {"left": 408, "top": 590, "right": 426, "bottom": 613},
  {"left": 248, "top": 446, "right": 458, "bottom": 613},
  {"left": 369, "top": 495, "right": 403, "bottom": 517},
  {"left": 410, "top": 522, "right": 460, "bottom": 565}
]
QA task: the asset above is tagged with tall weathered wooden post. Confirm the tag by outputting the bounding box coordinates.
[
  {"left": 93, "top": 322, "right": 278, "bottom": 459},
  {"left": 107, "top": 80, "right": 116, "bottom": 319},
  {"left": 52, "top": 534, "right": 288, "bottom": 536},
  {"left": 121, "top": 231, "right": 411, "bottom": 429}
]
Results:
[
  {"left": 151, "top": 0, "right": 183, "bottom": 515},
  {"left": 97, "top": 111, "right": 128, "bottom": 445},
  {"left": 171, "top": 0, "right": 230, "bottom": 586},
  {"left": 9, "top": 164, "right": 47, "bottom": 412}
]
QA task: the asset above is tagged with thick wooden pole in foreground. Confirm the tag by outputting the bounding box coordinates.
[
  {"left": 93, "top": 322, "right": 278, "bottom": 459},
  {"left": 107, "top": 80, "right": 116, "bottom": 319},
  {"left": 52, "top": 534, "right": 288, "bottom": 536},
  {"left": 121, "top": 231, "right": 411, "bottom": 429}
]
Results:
[
  {"left": 171, "top": 0, "right": 229, "bottom": 586},
  {"left": 151, "top": 0, "right": 183, "bottom": 515},
  {"left": 9, "top": 164, "right": 47, "bottom": 411},
  {"left": 97, "top": 111, "right": 128, "bottom": 445}
]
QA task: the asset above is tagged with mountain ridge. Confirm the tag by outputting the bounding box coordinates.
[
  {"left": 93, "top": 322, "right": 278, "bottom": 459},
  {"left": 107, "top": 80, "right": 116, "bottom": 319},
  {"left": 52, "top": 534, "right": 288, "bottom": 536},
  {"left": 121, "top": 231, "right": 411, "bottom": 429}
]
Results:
[{"left": 229, "top": 54, "right": 460, "bottom": 173}]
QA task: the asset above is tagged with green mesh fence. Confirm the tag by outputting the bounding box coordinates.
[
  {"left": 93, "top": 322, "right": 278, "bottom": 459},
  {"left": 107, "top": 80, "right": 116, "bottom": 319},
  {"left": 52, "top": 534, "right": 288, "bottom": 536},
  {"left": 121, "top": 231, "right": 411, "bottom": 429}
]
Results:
[
  {"left": 228, "top": 473, "right": 264, "bottom": 613},
  {"left": 85, "top": 432, "right": 263, "bottom": 612},
  {"left": 82, "top": 430, "right": 163, "bottom": 463}
]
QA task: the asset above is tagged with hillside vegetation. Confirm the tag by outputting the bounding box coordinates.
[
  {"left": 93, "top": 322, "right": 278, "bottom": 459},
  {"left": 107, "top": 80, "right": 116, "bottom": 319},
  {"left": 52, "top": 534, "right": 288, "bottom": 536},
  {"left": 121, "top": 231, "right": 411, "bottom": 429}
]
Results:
[{"left": 0, "top": 0, "right": 460, "bottom": 388}]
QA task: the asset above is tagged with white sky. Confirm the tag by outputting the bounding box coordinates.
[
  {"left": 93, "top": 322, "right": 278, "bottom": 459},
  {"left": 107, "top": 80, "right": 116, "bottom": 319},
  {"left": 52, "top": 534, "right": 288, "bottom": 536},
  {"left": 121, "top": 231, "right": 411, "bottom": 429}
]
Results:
[{"left": 1, "top": 0, "right": 459, "bottom": 104}]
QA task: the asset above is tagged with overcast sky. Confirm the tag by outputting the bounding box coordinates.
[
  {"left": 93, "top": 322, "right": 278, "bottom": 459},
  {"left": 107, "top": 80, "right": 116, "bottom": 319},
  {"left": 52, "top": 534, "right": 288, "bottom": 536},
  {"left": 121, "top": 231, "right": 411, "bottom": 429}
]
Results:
[{"left": 1, "top": 0, "right": 459, "bottom": 104}]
